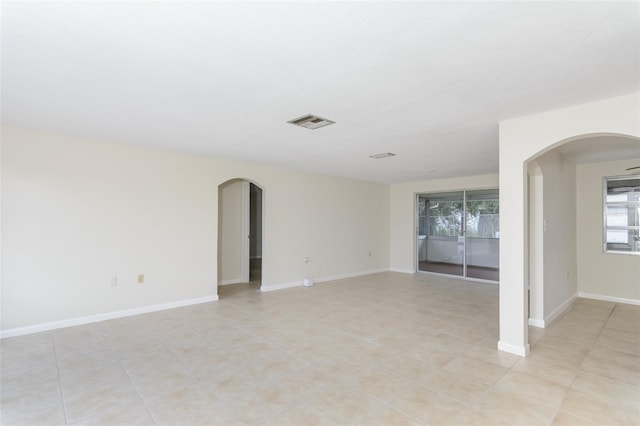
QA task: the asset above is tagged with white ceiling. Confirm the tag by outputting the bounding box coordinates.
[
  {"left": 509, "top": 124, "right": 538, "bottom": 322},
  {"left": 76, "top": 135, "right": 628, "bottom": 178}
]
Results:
[{"left": 2, "top": 1, "right": 639, "bottom": 184}]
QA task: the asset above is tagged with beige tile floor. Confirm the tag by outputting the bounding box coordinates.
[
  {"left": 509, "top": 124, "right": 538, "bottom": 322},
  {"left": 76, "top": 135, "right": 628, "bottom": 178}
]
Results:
[{"left": 1, "top": 272, "right": 638, "bottom": 425}]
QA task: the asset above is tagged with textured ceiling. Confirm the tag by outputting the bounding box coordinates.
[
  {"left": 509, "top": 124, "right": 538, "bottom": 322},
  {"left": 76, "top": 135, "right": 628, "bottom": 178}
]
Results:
[{"left": 2, "top": 1, "right": 639, "bottom": 183}]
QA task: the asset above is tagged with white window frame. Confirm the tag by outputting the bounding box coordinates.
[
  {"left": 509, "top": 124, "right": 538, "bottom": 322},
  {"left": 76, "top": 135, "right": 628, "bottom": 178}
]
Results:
[{"left": 603, "top": 175, "right": 640, "bottom": 255}]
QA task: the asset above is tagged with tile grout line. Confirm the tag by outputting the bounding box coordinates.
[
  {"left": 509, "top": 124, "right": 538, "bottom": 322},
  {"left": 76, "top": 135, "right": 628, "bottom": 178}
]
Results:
[
  {"left": 100, "top": 323, "right": 160, "bottom": 426},
  {"left": 52, "top": 332, "right": 70, "bottom": 426},
  {"left": 545, "top": 301, "right": 619, "bottom": 426}
]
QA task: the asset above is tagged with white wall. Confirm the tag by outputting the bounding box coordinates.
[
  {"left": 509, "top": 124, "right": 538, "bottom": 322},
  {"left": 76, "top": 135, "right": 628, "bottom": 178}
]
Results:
[
  {"left": 535, "top": 151, "right": 577, "bottom": 324},
  {"left": 389, "top": 174, "right": 499, "bottom": 273},
  {"left": 577, "top": 158, "right": 640, "bottom": 302},
  {"left": 527, "top": 164, "right": 544, "bottom": 326},
  {"left": 218, "top": 180, "right": 244, "bottom": 284},
  {"left": 499, "top": 92, "right": 640, "bottom": 356},
  {"left": 1, "top": 127, "right": 390, "bottom": 334}
]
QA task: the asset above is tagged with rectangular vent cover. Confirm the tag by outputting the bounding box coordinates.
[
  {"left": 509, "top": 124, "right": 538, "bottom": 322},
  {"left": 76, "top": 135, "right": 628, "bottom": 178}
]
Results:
[{"left": 287, "top": 114, "right": 335, "bottom": 130}]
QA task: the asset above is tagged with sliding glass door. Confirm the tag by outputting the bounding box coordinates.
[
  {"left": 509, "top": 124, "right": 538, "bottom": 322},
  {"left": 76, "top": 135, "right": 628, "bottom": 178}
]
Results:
[
  {"left": 417, "top": 189, "right": 499, "bottom": 282},
  {"left": 417, "top": 192, "right": 464, "bottom": 276},
  {"left": 465, "top": 189, "right": 499, "bottom": 281}
]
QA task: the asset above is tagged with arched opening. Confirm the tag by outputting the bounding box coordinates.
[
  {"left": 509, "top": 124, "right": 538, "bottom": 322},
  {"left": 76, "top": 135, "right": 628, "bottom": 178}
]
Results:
[
  {"left": 217, "top": 178, "right": 264, "bottom": 298},
  {"left": 498, "top": 94, "right": 639, "bottom": 357},
  {"left": 524, "top": 134, "right": 639, "bottom": 345}
]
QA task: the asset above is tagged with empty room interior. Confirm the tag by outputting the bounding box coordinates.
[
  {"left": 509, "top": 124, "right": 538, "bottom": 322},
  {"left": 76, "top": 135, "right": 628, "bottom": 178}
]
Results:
[{"left": 1, "top": 2, "right": 639, "bottom": 426}]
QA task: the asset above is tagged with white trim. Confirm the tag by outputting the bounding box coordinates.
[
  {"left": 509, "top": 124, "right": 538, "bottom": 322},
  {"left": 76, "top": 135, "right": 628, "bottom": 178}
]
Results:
[
  {"left": 260, "top": 280, "right": 302, "bottom": 292},
  {"left": 218, "top": 278, "right": 243, "bottom": 286},
  {"left": 544, "top": 294, "right": 578, "bottom": 326},
  {"left": 578, "top": 292, "right": 640, "bottom": 306},
  {"left": 0, "top": 295, "right": 219, "bottom": 339},
  {"left": 315, "top": 268, "right": 390, "bottom": 284},
  {"left": 528, "top": 318, "right": 545, "bottom": 328},
  {"left": 260, "top": 268, "right": 391, "bottom": 292},
  {"left": 389, "top": 267, "right": 415, "bottom": 274},
  {"left": 498, "top": 340, "right": 530, "bottom": 357}
]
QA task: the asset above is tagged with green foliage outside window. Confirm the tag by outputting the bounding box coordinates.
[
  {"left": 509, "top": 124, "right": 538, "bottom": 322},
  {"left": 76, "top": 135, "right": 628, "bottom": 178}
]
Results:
[{"left": 419, "top": 198, "right": 499, "bottom": 238}]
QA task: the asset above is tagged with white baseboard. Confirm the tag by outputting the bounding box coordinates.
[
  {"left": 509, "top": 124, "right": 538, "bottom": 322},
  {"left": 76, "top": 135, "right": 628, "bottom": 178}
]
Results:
[
  {"left": 578, "top": 292, "right": 640, "bottom": 306},
  {"left": 528, "top": 318, "right": 545, "bottom": 328},
  {"left": 544, "top": 294, "right": 578, "bottom": 327},
  {"left": 316, "top": 268, "right": 390, "bottom": 284},
  {"left": 498, "top": 340, "right": 530, "bottom": 357},
  {"left": 389, "top": 267, "right": 415, "bottom": 274},
  {"left": 260, "top": 268, "right": 391, "bottom": 292},
  {"left": 260, "top": 280, "right": 302, "bottom": 292},
  {"left": 0, "top": 294, "right": 219, "bottom": 339},
  {"left": 218, "top": 278, "right": 244, "bottom": 286}
]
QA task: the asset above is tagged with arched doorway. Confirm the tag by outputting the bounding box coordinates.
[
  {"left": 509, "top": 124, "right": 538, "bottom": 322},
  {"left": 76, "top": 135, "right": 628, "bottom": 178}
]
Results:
[
  {"left": 498, "top": 93, "right": 640, "bottom": 357},
  {"left": 525, "top": 134, "right": 640, "bottom": 333},
  {"left": 217, "top": 178, "right": 264, "bottom": 298}
]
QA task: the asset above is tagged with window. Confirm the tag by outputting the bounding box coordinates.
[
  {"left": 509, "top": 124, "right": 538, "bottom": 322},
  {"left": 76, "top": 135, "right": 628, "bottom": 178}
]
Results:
[
  {"left": 604, "top": 175, "right": 640, "bottom": 254},
  {"left": 466, "top": 199, "right": 500, "bottom": 239},
  {"left": 417, "top": 196, "right": 463, "bottom": 237},
  {"left": 428, "top": 200, "right": 463, "bottom": 237}
]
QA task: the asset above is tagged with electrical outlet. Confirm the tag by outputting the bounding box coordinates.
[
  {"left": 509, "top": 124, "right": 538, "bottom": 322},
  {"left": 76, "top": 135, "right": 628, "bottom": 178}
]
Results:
[
  {"left": 369, "top": 251, "right": 372, "bottom": 257},
  {"left": 110, "top": 276, "right": 118, "bottom": 287},
  {"left": 137, "top": 274, "right": 144, "bottom": 284}
]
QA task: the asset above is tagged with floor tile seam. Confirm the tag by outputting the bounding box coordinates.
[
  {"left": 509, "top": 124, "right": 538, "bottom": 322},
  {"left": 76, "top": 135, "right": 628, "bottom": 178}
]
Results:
[
  {"left": 297, "top": 378, "right": 389, "bottom": 424},
  {"left": 546, "top": 406, "right": 561, "bottom": 426},
  {"left": 158, "top": 340, "right": 224, "bottom": 400},
  {"left": 296, "top": 402, "right": 340, "bottom": 426},
  {"left": 591, "top": 345, "right": 640, "bottom": 358},
  {"left": 52, "top": 331, "right": 70, "bottom": 426},
  {"left": 219, "top": 378, "right": 298, "bottom": 421},
  {"left": 558, "top": 382, "right": 637, "bottom": 424},
  {"left": 418, "top": 379, "right": 486, "bottom": 409},
  {"left": 576, "top": 366, "right": 640, "bottom": 388},
  {"left": 230, "top": 392, "right": 299, "bottom": 426},
  {"left": 491, "top": 381, "right": 568, "bottom": 409},
  {"left": 471, "top": 391, "right": 560, "bottom": 426},
  {"left": 209, "top": 374, "right": 275, "bottom": 403},
  {"left": 552, "top": 408, "right": 597, "bottom": 425},
  {"left": 528, "top": 344, "right": 589, "bottom": 370},
  {"left": 112, "top": 343, "right": 174, "bottom": 363},
  {"left": 114, "top": 345, "right": 160, "bottom": 426},
  {"left": 379, "top": 391, "right": 453, "bottom": 425},
  {"left": 584, "top": 303, "right": 619, "bottom": 358},
  {"left": 504, "top": 344, "right": 589, "bottom": 402},
  {"left": 56, "top": 347, "right": 121, "bottom": 369},
  {"left": 370, "top": 394, "right": 425, "bottom": 425},
  {"left": 586, "top": 344, "right": 640, "bottom": 362},
  {"left": 572, "top": 389, "right": 640, "bottom": 411},
  {"left": 596, "top": 328, "right": 640, "bottom": 342},
  {"left": 0, "top": 374, "right": 67, "bottom": 396},
  {"left": 223, "top": 324, "right": 279, "bottom": 347},
  {"left": 535, "top": 335, "right": 600, "bottom": 352},
  {"left": 561, "top": 387, "right": 640, "bottom": 422}
]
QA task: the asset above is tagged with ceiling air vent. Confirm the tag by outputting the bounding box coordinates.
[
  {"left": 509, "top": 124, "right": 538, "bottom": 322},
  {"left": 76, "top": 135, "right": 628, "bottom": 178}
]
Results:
[
  {"left": 287, "top": 114, "right": 335, "bottom": 130},
  {"left": 369, "top": 152, "right": 396, "bottom": 159}
]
